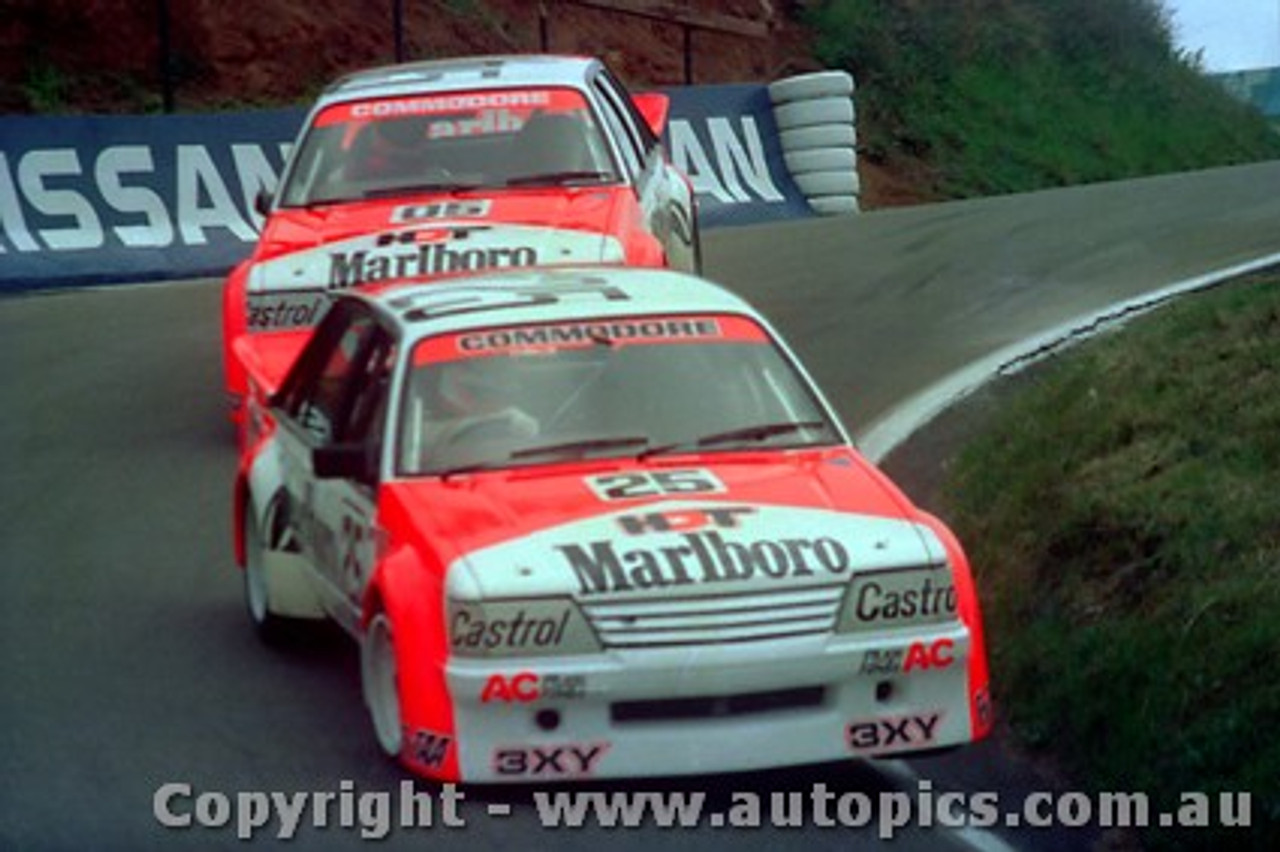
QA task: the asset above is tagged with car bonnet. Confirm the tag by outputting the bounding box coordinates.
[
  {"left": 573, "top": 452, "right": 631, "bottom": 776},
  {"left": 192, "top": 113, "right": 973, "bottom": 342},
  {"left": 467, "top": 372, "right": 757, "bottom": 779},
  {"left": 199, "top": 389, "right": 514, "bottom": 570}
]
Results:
[
  {"left": 249, "top": 191, "right": 630, "bottom": 280},
  {"left": 379, "top": 449, "right": 947, "bottom": 602}
]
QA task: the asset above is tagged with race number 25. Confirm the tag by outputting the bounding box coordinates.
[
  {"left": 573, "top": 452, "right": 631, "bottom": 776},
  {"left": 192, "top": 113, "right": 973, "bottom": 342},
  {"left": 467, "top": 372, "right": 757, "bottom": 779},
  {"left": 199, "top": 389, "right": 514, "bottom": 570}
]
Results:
[{"left": 586, "top": 469, "right": 725, "bottom": 501}]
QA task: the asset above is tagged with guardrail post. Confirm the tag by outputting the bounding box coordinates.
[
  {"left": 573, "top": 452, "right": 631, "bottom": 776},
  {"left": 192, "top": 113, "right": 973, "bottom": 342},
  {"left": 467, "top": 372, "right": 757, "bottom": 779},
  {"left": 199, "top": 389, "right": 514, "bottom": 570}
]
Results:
[
  {"left": 558, "top": 2, "right": 769, "bottom": 84},
  {"left": 393, "top": 0, "right": 406, "bottom": 62},
  {"left": 155, "top": 0, "right": 175, "bottom": 113},
  {"left": 683, "top": 24, "right": 693, "bottom": 84}
]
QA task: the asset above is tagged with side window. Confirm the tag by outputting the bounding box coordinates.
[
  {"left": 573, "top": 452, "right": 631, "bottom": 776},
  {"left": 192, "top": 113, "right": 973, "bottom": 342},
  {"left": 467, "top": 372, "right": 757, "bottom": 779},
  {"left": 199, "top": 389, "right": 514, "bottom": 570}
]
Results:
[
  {"left": 343, "top": 331, "right": 395, "bottom": 449},
  {"left": 599, "top": 69, "right": 658, "bottom": 155},
  {"left": 591, "top": 78, "right": 643, "bottom": 179},
  {"left": 299, "top": 315, "right": 374, "bottom": 444},
  {"left": 281, "top": 123, "right": 343, "bottom": 207},
  {"left": 276, "top": 301, "right": 354, "bottom": 417},
  {"left": 278, "top": 302, "right": 386, "bottom": 446}
]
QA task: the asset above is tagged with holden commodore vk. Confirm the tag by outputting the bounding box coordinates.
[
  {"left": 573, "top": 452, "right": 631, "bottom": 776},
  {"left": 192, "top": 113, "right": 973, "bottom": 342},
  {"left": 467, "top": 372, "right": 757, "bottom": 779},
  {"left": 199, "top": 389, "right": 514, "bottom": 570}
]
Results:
[
  {"left": 223, "top": 54, "right": 699, "bottom": 424},
  {"left": 231, "top": 267, "right": 991, "bottom": 782}
]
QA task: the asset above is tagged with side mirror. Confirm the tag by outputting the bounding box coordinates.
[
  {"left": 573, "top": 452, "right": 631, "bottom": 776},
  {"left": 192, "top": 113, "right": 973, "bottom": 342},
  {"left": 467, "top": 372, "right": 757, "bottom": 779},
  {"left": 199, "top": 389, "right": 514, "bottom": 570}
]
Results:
[
  {"left": 313, "top": 442, "right": 377, "bottom": 483},
  {"left": 632, "top": 92, "right": 670, "bottom": 137},
  {"left": 253, "top": 187, "right": 274, "bottom": 218}
]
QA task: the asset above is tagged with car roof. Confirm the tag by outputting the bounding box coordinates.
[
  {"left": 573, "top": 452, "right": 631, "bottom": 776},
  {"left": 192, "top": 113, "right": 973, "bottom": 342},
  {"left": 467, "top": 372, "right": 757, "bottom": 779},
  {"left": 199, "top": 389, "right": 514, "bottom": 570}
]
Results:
[
  {"left": 317, "top": 54, "right": 599, "bottom": 108},
  {"left": 352, "top": 267, "right": 766, "bottom": 340}
]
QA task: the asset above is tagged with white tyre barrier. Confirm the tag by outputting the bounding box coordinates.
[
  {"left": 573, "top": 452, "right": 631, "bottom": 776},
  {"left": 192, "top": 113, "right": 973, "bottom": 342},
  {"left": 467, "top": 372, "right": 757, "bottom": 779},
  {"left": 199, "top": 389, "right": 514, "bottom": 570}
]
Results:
[
  {"left": 807, "top": 195, "right": 860, "bottom": 215},
  {"left": 773, "top": 96, "right": 855, "bottom": 131},
  {"left": 770, "top": 70, "right": 860, "bottom": 216},
  {"left": 767, "top": 70, "right": 855, "bottom": 104},
  {"left": 784, "top": 147, "right": 857, "bottom": 176},
  {"left": 792, "top": 169, "right": 862, "bottom": 198},
  {"left": 779, "top": 123, "right": 857, "bottom": 152}
]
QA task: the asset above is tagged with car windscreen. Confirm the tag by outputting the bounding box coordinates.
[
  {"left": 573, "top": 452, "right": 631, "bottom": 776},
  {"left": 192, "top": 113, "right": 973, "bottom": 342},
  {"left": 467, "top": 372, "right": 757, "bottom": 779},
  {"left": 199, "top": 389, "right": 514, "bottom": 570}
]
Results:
[
  {"left": 279, "top": 87, "right": 620, "bottom": 207},
  {"left": 396, "top": 315, "right": 842, "bottom": 476}
]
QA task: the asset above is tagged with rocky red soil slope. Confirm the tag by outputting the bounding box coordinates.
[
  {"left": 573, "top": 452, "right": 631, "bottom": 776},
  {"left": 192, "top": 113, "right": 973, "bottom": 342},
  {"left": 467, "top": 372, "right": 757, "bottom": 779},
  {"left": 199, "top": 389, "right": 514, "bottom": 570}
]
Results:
[
  {"left": 1, "top": 0, "right": 918, "bottom": 206},
  {"left": 3, "top": 1, "right": 809, "bottom": 106}
]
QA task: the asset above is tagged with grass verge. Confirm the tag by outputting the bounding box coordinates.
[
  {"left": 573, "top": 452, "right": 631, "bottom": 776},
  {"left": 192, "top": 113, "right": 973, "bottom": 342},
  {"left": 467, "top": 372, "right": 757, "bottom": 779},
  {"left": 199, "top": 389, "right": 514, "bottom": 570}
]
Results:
[{"left": 941, "top": 272, "right": 1280, "bottom": 850}]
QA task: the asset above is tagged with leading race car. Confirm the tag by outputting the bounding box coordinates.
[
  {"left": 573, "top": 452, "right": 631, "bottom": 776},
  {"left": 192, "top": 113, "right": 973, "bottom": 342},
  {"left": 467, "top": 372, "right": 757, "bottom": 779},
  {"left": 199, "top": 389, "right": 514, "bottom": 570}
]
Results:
[
  {"left": 232, "top": 267, "right": 992, "bottom": 782},
  {"left": 223, "top": 54, "right": 699, "bottom": 422}
]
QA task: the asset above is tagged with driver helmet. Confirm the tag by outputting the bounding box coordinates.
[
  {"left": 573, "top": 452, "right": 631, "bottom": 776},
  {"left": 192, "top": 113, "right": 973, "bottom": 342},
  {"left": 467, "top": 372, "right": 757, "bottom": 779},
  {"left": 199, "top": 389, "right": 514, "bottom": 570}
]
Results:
[
  {"left": 437, "top": 358, "right": 515, "bottom": 417},
  {"left": 374, "top": 115, "right": 430, "bottom": 150}
]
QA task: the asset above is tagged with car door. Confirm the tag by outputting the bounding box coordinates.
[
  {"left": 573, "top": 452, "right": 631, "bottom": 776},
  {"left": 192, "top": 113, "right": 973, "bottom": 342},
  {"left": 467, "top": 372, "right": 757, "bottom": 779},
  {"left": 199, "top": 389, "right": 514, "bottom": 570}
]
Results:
[
  {"left": 271, "top": 300, "right": 395, "bottom": 633},
  {"left": 592, "top": 70, "right": 698, "bottom": 272}
]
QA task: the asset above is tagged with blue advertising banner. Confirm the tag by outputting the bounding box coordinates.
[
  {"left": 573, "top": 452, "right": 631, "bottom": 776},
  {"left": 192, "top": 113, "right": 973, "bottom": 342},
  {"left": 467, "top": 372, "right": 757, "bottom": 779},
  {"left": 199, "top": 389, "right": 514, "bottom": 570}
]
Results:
[
  {"left": 665, "top": 84, "right": 810, "bottom": 227},
  {"left": 0, "top": 86, "right": 810, "bottom": 291}
]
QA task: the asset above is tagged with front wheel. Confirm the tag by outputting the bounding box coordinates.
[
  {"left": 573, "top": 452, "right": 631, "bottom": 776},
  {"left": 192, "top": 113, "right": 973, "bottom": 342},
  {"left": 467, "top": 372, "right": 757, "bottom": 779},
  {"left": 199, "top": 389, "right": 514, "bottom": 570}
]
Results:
[
  {"left": 362, "top": 612, "right": 404, "bottom": 758},
  {"left": 243, "top": 501, "right": 320, "bottom": 643},
  {"left": 244, "top": 505, "right": 289, "bottom": 643}
]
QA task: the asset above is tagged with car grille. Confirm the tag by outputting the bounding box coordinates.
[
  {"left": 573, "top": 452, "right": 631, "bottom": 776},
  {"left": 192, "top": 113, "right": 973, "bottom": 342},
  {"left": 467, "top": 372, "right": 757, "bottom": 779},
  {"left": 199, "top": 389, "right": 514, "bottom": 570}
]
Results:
[
  {"left": 612, "top": 685, "right": 826, "bottom": 724},
  {"left": 582, "top": 583, "right": 845, "bottom": 648}
]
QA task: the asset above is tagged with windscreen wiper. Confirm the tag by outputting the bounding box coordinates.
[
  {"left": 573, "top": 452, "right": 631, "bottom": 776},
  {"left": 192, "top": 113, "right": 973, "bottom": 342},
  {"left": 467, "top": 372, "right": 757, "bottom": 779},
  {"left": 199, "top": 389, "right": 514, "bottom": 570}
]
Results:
[
  {"left": 435, "top": 458, "right": 510, "bottom": 480},
  {"left": 503, "top": 170, "right": 616, "bottom": 187},
  {"left": 436, "top": 435, "right": 647, "bottom": 477},
  {"left": 298, "top": 195, "right": 355, "bottom": 209},
  {"left": 640, "top": 420, "right": 830, "bottom": 459},
  {"left": 362, "top": 180, "right": 490, "bottom": 199},
  {"left": 509, "top": 435, "right": 650, "bottom": 461}
]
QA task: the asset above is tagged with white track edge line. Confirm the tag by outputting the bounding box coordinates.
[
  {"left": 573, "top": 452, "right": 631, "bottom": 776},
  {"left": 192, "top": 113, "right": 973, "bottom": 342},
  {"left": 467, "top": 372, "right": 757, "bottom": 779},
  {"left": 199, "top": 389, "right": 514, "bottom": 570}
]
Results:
[{"left": 856, "top": 250, "right": 1280, "bottom": 464}]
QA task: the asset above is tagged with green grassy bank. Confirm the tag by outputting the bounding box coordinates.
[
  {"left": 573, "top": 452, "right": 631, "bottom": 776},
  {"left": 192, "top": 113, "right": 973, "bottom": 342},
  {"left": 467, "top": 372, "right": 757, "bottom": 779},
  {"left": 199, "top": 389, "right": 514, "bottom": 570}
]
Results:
[
  {"left": 941, "top": 273, "right": 1280, "bottom": 850},
  {"left": 808, "top": 0, "right": 1280, "bottom": 199}
]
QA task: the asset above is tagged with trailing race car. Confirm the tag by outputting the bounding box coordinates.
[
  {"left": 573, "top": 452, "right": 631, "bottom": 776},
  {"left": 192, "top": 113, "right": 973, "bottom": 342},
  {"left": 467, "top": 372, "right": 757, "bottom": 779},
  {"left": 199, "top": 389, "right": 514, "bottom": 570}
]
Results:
[
  {"left": 223, "top": 54, "right": 699, "bottom": 422},
  {"left": 232, "top": 267, "right": 992, "bottom": 782}
]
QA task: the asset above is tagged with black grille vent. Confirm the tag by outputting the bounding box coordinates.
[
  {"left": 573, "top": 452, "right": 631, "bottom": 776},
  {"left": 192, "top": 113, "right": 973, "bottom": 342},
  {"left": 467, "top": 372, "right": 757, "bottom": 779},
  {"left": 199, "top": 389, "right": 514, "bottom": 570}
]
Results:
[{"left": 611, "top": 685, "right": 826, "bottom": 724}]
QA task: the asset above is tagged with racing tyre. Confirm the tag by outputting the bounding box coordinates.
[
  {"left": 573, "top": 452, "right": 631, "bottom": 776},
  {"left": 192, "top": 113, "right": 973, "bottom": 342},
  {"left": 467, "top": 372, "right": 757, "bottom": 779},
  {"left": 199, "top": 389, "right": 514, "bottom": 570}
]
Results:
[
  {"left": 243, "top": 501, "right": 322, "bottom": 643},
  {"left": 768, "top": 71, "right": 855, "bottom": 104},
  {"left": 362, "top": 612, "right": 404, "bottom": 758},
  {"left": 779, "top": 123, "right": 857, "bottom": 153},
  {"left": 793, "top": 169, "right": 862, "bottom": 198},
  {"left": 773, "top": 97, "right": 855, "bottom": 131},
  {"left": 784, "top": 147, "right": 857, "bottom": 176},
  {"left": 243, "top": 505, "right": 291, "bottom": 644},
  {"left": 808, "top": 195, "right": 860, "bottom": 216}
]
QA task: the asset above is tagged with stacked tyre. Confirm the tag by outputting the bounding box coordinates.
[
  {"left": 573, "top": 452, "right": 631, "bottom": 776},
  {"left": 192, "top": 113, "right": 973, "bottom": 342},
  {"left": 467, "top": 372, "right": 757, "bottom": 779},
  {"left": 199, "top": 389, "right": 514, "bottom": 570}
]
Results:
[{"left": 769, "top": 71, "right": 860, "bottom": 215}]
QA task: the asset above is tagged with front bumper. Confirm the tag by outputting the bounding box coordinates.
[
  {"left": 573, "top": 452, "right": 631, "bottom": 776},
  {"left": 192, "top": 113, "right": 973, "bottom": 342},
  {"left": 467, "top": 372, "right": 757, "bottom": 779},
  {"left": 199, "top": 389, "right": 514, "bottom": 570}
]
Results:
[{"left": 440, "top": 624, "right": 978, "bottom": 782}]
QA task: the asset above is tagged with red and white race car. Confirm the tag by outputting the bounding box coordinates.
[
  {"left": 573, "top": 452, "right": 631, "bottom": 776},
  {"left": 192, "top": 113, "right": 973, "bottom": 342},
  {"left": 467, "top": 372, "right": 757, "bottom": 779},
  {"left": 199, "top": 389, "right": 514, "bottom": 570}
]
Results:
[
  {"left": 223, "top": 54, "right": 699, "bottom": 421},
  {"left": 232, "top": 267, "right": 991, "bottom": 782}
]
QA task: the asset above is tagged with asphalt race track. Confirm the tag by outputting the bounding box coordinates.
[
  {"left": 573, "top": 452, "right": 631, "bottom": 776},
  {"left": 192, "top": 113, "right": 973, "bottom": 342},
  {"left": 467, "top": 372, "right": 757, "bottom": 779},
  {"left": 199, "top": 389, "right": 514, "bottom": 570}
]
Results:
[
  {"left": 3, "top": 160, "right": 1280, "bottom": 851},
  {"left": 709, "top": 161, "right": 1280, "bottom": 452}
]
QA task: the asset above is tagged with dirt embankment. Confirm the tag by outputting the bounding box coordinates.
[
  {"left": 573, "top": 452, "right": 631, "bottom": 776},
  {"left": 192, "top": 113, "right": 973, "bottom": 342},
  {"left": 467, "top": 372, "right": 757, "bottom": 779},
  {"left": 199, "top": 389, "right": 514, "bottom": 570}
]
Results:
[
  {"left": 2, "top": 1, "right": 813, "bottom": 106},
  {"left": 1, "top": 1, "right": 923, "bottom": 207}
]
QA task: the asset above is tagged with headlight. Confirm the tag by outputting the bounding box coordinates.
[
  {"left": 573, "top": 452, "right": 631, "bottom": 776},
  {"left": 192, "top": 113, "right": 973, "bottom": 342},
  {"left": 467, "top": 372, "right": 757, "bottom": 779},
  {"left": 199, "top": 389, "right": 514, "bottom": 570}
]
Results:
[
  {"left": 600, "top": 236, "right": 627, "bottom": 263},
  {"left": 837, "top": 565, "right": 958, "bottom": 633},
  {"left": 447, "top": 597, "right": 602, "bottom": 658}
]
